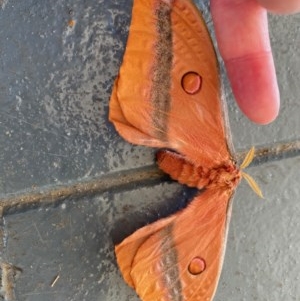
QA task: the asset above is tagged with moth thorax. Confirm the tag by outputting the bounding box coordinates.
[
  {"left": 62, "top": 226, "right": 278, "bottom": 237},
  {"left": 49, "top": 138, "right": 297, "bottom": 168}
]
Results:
[{"left": 206, "top": 163, "right": 241, "bottom": 190}]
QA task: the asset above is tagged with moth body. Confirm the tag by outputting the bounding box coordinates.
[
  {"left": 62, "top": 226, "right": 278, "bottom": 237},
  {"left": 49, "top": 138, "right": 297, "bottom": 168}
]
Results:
[{"left": 157, "top": 149, "right": 241, "bottom": 191}]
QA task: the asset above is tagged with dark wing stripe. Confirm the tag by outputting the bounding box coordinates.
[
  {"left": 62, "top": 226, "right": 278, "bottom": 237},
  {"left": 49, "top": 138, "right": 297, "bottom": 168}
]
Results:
[
  {"left": 151, "top": 1, "right": 173, "bottom": 141},
  {"left": 160, "top": 223, "right": 183, "bottom": 301}
]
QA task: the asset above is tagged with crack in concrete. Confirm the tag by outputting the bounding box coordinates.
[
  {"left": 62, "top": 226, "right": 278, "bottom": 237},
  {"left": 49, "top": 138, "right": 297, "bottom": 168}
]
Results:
[{"left": 0, "top": 262, "right": 22, "bottom": 301}]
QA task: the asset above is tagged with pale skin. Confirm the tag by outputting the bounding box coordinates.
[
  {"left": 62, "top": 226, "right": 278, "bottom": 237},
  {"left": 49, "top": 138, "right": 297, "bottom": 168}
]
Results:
[{"left": 211, "top": 0, "right": 300, "bottom": 124}]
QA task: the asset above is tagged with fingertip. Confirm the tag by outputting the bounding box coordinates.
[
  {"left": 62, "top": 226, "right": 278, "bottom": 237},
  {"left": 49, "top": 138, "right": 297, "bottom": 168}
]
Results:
[
  {"left": 239, "top": 93, "right": 280, "bottom": 125},
  {"left": 225, "top": 53, "right": 280, "bottom": 125}
]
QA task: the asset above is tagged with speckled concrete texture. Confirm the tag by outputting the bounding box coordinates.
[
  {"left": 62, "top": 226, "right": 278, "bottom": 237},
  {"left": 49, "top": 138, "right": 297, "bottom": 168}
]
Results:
[{"left": 0, "top": 0, "right": 299, "bottom": 301}]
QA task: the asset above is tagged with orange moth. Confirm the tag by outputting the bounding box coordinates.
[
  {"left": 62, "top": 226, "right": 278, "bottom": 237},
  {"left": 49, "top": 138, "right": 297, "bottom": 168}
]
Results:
[{"left": 109, "top": 0, "right": 262, "bottom": 300}]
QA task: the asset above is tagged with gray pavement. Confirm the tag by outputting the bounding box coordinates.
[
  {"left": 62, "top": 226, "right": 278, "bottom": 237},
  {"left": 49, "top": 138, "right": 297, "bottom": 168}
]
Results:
[{"left": 0, "top": 1, "right": 299, "bottom": 300}]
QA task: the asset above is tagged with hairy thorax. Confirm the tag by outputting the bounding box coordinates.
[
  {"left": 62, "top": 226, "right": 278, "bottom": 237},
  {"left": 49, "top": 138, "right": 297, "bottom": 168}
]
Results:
[{"left": 204, "top": 163, "right": 241, "bottom": 190}]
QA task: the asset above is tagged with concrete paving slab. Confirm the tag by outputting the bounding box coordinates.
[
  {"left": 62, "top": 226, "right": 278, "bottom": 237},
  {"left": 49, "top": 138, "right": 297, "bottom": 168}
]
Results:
[{"left": 0, "top": 0, "right": 148, "bottom": 195}]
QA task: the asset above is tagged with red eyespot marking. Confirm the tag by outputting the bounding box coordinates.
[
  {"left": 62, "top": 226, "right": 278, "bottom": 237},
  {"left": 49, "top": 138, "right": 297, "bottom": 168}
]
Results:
[
  {"left": 188, "top": 257, "right": 206, "bottom": 275},
  {"left": 181, "top": 72, "right": 202, "bottom": 95}
]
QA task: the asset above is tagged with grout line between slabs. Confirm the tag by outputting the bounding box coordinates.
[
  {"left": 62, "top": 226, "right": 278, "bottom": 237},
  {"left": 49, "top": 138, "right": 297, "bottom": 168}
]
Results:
[{"left": 0, "top": 140, "right": 300, "bottom": 214}]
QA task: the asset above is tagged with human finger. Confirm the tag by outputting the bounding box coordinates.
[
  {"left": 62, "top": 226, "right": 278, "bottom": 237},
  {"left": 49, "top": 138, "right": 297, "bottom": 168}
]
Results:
[{"left": 211, "top": 0, "right": 280, "bottom": 124}]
